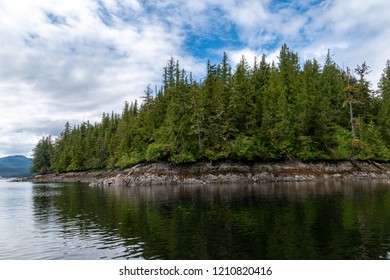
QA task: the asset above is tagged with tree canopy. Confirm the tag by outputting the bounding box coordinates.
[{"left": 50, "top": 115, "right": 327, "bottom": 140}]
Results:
[{"left": 31, "top": 45, "right": 390, "bottom": 174}]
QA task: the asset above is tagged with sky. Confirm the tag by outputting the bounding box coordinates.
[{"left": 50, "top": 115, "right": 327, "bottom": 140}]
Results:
[{"left": 1, "top": 0, "right": 390, "bottom": 158}]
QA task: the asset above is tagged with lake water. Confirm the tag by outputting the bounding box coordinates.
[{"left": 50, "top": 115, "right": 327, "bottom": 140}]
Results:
[{"left": 1, "top": 179, "right": 390, "bottom": 260}]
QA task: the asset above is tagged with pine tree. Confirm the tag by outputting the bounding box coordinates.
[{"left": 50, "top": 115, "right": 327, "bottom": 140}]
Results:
[
  {"left": 354, "top": 62, "right": 373, "bottom": 122},
  {"left": 296, "top": 59, "right": 335, "bottom": 159},
  {"left": 200, "top": 60, "right": 229, "bottom": 161},
  {"left": 343, "top": 68, "right": 361, "bottom": 146},
  {"left": 30, "top": 136, "right": 53, "bottom": 174},
  {"left": 320, "top": 50, "right": 346, "bottom": 127},
  {"left": 31, "top": 46, "right": 390, "bottom": 170},
  {"left": 378, "top": 60, "right": 390, "bottom": 145},
  {"left": 261, "top": 63, "right": 294, "bottom": 158},
  {"left": 251, "top": 54, "right": 270, "bottom": 131}
]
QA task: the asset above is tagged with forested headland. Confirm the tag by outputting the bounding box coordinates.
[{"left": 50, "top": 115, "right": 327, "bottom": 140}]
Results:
[{"left": 31, "top": 44, "right": 390, "bottom": 174}]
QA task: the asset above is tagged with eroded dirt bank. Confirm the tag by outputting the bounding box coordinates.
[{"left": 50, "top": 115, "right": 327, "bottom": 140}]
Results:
[{"left": 12, "top": 160, "right": 390, "bottom": 187}]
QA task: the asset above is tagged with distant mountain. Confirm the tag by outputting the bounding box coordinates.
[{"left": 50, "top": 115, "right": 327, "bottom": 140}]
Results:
[{"left": 0, "top": 155, "right": 33, "bottom": 178}]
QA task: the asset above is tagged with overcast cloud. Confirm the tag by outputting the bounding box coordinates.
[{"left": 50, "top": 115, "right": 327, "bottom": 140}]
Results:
[{"left": 1, "top": 0, "right": 390, "bottom": 157}]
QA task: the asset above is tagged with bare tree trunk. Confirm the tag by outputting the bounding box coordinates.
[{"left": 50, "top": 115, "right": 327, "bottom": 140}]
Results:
[
  {"left": 349, "top": 97, "right": 356, "bottom": 140},
  {"left": 347, "top": 67, "right": 356, "bottom": 140},
  {"left": 194, "top": 88, "right": 202, "bottom": 152}
]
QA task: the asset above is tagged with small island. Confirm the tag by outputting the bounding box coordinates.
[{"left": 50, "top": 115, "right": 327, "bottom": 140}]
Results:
[{"left": 28, "top": 45, "right": 390, "bottom": 186}]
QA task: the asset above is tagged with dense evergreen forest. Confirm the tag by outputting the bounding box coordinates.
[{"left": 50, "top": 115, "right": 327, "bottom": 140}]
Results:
[{"left": 31, "top": 44, "right": 390, "bottom": 174}]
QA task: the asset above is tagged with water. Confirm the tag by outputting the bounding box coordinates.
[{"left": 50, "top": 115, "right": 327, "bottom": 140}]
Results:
[{"left": 1, "top": 179, "right": 390, "bottom": 260}]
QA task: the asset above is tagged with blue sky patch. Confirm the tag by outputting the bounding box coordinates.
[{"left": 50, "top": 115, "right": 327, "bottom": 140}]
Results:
[{"left": 46, "top": 12, "right": 68, "bottom": 26}]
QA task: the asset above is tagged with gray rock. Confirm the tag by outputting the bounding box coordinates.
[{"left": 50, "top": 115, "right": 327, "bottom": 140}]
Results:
[{"left": 16, "top": 160, "right": 390, "bottom": 187}]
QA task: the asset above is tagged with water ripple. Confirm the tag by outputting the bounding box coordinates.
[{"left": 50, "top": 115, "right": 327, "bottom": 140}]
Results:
[{"left": 4, "top": 181, "right": 390, "bottom": 260}]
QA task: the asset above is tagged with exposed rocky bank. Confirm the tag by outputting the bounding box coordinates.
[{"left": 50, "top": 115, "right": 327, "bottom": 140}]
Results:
[{"left": 12, "top": 160, "right": 390, "bottom": 187}]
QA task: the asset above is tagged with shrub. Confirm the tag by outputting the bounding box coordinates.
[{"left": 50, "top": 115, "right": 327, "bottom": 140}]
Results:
[
  {"left": 145, "top": 143, "right": 171, "bottom": 162},
  {"left": 170, "top": 151, "right": 196, "bottom": 163},
  {"left": 230, "top": 135, "right": 265, "bottom": 161}
]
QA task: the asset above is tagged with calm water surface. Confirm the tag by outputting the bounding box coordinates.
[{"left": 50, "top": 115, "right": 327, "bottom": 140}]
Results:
[{"left": 1, "top": 179, "right": 390, "bottom": 260}]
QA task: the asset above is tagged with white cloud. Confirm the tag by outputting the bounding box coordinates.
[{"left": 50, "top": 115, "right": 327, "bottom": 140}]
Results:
[
  {"left": 0, "top": 0, "right": 195, "bottom": 157},
  {"left": 226, "top": 0, "right": 268, "bottom": 28},
  {"left": 228, "top": 48, "right": 260, "bottom": 68},
  {"left": 223, "top": 0, "right": 390, "bottom": 89},
  {"left": 297, "top": 0, "right": 390, "bottom": 88},
  {"left": 0, "top": 130, "right": 42, "bottom": 158},
  {"left": 1, "top": 0, "right": 390, "bottom": 157}
]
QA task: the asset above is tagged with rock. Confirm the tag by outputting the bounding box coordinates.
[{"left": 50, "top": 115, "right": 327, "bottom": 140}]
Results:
[
  {"left": 14, "top": 160, "right": 390, "bottom": 187},
  {"left": 252, "top": 172, "right": 273, "bottom": 182}
]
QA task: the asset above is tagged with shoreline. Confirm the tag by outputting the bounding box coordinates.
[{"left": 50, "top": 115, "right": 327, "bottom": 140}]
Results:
[{"left": 11, "top": 160, "right": 390, "bottom": 187}]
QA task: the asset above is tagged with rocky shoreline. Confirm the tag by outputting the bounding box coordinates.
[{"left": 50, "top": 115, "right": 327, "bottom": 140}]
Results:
[{"left": 12, "top": 160, "right": 390, "bottom": 187}]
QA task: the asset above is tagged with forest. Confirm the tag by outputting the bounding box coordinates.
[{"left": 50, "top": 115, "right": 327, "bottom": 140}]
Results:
[{"left": 31, "top": 44, "right": 390, "bottom": 174}]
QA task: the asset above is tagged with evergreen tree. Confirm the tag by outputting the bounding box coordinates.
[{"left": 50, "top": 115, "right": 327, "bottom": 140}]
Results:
[
  {"left": 200, "top": 60, "right": 229, "bottom": 161},
  {"left": 251, "top": 54, "right": 270, "bottom": 131},
  {"left": 30, "top": 136, "right": 53, "bottom": 174},
  {"left": 378, "top": 60, "right": 390, "bottom": 145},
  {"left": 320, "top": 50, "right": 346, "bottom": 127},
  {"left": 261, "top": 63, "right": 294, "bottom": 158},
  {"left": 31, "top": 45, "right": 390, "bottom": 171},
  {"left": 354, "top": 62, "right": 373, "bottom": 121}
]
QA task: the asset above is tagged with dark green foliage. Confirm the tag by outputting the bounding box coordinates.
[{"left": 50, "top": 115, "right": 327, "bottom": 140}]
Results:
[
  {"left": 30, "top": 136, "right": 53, "bottom": 174},
  {"left": 170, "top": 151, "right": 196, "bottom": 163},
  {"left": 333, "top": 127, "right": 354, "bottom": 159},
  {"left": 31, "top": 46, "right": 390, "bottom": 171},
  {"left": 378, "top": 60, "right": 390, "bottom": 146},
  {"left": 230, "top": 134, "right": 265, "bottom": 161},
  {"left": 358, "top": 122, "right": 390, "bottom": 160},
  {"left": 145, "top": 143, "right": 171, "bottom": 162},
  {"left": 296, "top": 59, "right": 337, "bottom": 159}
]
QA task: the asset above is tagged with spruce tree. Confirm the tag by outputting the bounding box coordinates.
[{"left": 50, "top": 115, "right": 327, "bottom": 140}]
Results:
[
  {"left": 378, "top": 60, "right": 390, "bottom": 145},
  {"left": 30, "top": 136, "right": 53, "bottom": 174},
  {"left": 31, "top": 45, "right": 390, "bottom": 170}
]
